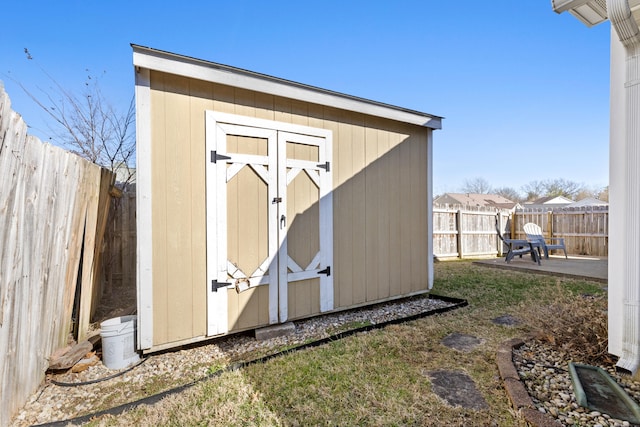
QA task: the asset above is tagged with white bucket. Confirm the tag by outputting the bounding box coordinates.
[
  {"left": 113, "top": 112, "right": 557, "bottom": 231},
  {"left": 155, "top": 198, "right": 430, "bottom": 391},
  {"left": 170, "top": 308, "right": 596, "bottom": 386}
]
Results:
[{"left": 100, "top": 315, "right": 140, "bottom": 370}]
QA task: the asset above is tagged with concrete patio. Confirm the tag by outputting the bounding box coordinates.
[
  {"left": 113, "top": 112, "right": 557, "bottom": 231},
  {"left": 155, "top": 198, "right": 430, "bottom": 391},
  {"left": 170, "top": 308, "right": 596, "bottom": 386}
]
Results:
[{"left": 473, "top": 255, "right": 608, "bottom": 284}]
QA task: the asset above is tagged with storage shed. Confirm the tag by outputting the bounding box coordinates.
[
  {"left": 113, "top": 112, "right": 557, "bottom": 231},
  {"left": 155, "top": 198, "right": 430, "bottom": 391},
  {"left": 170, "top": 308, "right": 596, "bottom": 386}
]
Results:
[{"left": 132, "top": 45, "right": 442, "bottom": 353}]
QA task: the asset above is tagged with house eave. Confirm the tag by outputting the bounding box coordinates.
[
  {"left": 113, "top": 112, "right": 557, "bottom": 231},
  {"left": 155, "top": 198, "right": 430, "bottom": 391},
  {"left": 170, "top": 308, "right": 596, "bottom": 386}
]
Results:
[
  {"left": 552, "top": 0, "right": 609, "bottom": 27},
  {"left": 131, "top": 44, "right": 442, "bottom": 130}
]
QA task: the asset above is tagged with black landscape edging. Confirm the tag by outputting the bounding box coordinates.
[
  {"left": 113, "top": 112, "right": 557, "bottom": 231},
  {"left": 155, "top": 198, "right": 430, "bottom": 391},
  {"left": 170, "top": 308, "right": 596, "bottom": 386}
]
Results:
[{"left": 33, "top": 294, "right": 467, "bottom": 427}]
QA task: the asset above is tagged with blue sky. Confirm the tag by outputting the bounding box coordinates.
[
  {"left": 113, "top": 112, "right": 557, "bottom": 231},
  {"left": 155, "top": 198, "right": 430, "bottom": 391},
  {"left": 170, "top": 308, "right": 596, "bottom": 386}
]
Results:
[{"left": 1, "top": 1, "right": 611, "bottom": 197}]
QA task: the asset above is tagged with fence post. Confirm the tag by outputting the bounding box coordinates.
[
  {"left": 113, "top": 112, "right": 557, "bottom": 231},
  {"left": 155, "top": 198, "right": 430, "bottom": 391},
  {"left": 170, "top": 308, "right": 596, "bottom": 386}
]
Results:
[
  {"left": 548, "top": 211, "right": 553, "bottom": 239},
  {"left": 456, "top": 209, "right": 463, "bottom": 258},
  {"left": 497, "top": 213, "right": 503, "bottom": 256}
]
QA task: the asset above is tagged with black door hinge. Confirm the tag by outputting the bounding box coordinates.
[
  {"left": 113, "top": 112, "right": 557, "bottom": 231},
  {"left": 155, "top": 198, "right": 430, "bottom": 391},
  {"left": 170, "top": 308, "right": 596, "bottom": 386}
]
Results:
[
  {"left": 318, "top": 266, "right": 331, "bottom": 276},
  {"left": 272, "top": 197, "right": 282, "bottom": 204},
  {"left": 211, "top": 151, "right": 232, "bottom": 163},
  {"left": 211, "top": 279, "right": 232, "bottom": 292},
  {"left": 317, "top": 161, "right": 330, "bottom": 172}
]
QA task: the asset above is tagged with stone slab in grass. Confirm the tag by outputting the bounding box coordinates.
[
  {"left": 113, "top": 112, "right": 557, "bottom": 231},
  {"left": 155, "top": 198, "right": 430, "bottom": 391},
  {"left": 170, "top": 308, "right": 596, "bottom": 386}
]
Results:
[
  {"left": 441, "top": 333, "right": 484, "bottom": 352},
  {"left": 492, "top": 314, "right": 521, "bottom": 327},
  {"left": 427, "top": 370, "right": 489, "bottom": 411}
]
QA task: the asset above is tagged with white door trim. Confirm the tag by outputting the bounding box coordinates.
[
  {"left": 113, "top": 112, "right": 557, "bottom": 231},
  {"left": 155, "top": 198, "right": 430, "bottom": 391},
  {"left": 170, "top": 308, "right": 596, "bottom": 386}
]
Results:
[
  {"left": 318, "top": 131, "right": 334, "bottom": 312},
  {"left": 278, "top": 131, "right": 334, "bottom": 320},
  {"left": 206, "top": 113, "right": 279, "bottom": 335},
  {"left": 208, "top": 111, "right": 332, "bottom": 141},
  {"left": 206, "top": 111, "right": 333, "bottom": 334}
]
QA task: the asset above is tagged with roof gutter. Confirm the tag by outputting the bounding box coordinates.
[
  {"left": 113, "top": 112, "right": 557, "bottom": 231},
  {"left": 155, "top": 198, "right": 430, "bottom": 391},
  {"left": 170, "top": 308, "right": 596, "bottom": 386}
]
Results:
[
  {"left": 608, "top": 0, "right": 640, "bottom": 47},
  {"left": 607, "top": 0, "right": 640, "bottom": 376}
]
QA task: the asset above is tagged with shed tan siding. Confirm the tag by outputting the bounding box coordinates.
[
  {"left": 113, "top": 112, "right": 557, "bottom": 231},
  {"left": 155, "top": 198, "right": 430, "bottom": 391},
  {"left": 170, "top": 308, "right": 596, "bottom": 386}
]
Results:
[{"left": 148, "top": 71, "right": 430, "bottom": 348}]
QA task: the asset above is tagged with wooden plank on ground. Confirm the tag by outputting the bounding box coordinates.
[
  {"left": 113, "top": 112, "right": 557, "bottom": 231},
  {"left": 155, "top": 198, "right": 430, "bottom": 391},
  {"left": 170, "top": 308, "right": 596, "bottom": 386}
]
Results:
[{"left": 48, "top": 340, "right": 93, "bottom": 371}]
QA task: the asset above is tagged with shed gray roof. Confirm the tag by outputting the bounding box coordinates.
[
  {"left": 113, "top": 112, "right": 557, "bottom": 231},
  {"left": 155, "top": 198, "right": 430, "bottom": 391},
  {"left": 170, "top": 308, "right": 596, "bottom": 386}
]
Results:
[
  {"left": 566, "top": 197, "right": 608, "bottom": 207},
  {"left": 526, "top": 195, "right": 573, "bottom": 205},
  {"left": 434, "top": 193, "right": 518, "bottom": 208},
  {"left": 132, "top": 44, "right": 442, "bottom": 130}
]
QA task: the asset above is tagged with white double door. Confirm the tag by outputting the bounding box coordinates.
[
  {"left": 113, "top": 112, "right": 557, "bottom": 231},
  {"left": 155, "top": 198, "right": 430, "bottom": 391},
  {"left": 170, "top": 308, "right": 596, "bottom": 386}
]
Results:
[{"left": 206, "top": 112, "right": 333, "bottom": 336}]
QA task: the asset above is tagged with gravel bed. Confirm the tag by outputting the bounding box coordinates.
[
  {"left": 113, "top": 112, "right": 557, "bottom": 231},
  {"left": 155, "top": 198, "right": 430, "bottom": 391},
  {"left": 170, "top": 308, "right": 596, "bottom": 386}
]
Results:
[
  {"left": 514, "top": 340, "right": 640, "bottom": 427},
  {"left": 10, "top": 295, "right": 455, "bottom": 426}
]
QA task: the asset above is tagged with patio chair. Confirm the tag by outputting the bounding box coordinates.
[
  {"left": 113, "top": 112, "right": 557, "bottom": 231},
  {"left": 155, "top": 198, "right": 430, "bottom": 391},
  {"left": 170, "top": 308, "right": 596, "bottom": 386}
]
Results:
[
  {"left": 523, "top": 222, "right": 568, "bottom": 259},
  {"left": 495, "top": 219, "right": 540, "bottom": 265}
]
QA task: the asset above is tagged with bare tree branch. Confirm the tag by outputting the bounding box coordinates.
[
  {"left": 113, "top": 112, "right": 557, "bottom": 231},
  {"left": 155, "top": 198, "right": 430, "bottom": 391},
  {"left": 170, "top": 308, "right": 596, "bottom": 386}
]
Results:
[
  {"left": 4, "top": 53, "right": 136, "bottom": 185},
  {"left": 460, "top": 177, "right": 492, "bottom": 194}
]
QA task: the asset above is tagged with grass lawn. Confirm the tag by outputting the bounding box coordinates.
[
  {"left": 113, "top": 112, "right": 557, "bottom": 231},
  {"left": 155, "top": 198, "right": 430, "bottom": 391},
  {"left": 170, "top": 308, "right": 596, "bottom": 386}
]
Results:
[{"left": 89, "top": 260, "right": 606, "bottom": 426}]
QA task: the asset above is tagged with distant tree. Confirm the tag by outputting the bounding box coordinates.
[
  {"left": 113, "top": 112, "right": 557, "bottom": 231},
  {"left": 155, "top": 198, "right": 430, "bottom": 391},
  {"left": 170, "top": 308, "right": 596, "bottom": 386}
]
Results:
[
  {"left": 8, "top": 49, "right": 136, "bottom": 184},
  {"left": 575, "top": 185, "right": 604, "bottom": 201},
  {"left": 575, "top": 189, "right": 594, "bottom": 201},
  {"left": 522, "top": 181, "right": 545, "bottom": 202},
  {"left": 461, "top": 177, "right": 492, "bottom": 194},
  {"left": 494, "top": 186, "right": 523, "bottom": 203},
  {"left": 543, "top": 178, "right": 584, "bottom": 200},
  {"left": 597, "top": 186, "right": 609, "bottom": 202},
  {"left": 521, "top": 179, "right": 586, "bottom": 201}
]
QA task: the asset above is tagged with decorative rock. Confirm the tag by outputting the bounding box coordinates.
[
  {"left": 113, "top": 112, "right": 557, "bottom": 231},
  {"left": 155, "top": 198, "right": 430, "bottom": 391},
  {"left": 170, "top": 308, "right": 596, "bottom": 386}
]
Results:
[
  {"left": 10, "top": 295, "right": 455, "bottom": 426},
  {"left": 71, "top": 354, "right": 100, "bottom": 373},
  {"left": 513, "top": 339, "right": 640, "bottom": 426}
]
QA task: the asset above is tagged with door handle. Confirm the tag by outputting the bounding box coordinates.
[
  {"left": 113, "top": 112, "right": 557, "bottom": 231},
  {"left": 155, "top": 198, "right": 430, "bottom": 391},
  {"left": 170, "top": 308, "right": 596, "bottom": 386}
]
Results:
[{"left": 280, "top": 214, "right": 286, "bottom": 229}]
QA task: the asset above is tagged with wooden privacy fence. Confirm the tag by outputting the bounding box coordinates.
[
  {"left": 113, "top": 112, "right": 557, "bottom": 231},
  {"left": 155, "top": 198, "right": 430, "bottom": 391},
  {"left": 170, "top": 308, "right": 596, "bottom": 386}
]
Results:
[
  {"left": 433, "top": 206, "right": 510, "bottom": 259},
  {"left": 512, "top": 207, "right": 608, "bottom": 257},
  {"left": 102, "top": 185, "right": 136, "bottom": 299},
  {"left": 106, "top": 202, "right": 612, "bottom": 294},
  {"left": 434, "top": 206, "right": 609, "bottom": 259},
  {"left": 0, "top": 84, "right": 114, "bottom": 426}
]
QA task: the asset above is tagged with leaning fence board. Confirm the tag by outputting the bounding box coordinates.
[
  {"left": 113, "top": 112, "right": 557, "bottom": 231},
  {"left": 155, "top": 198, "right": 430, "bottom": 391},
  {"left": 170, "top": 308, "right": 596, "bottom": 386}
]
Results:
[
  {"left": 0, "top": 85, "right": 114, "bottom": 426},
  {"left": 77, "top": 166, "right": 114, "bottom": 342}
]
